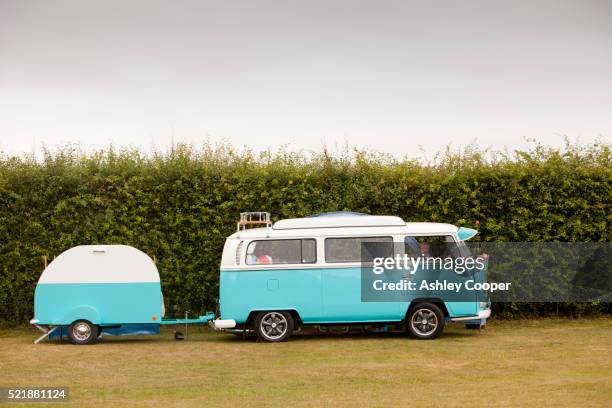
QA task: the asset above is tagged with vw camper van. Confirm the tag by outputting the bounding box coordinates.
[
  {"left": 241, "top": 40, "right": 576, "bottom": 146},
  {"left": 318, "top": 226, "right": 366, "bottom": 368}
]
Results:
[{"left": 214, "top": 212, "right": 491, "bottom": 342}]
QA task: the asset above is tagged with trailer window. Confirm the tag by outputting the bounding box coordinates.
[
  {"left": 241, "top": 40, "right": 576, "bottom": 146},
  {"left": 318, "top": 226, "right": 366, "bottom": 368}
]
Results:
[
  {"left": 325, "top": 237, "right": 393, "bottom": 263},
  {"left": 246, "top": 239, "right": 317, "bottom": 265}
]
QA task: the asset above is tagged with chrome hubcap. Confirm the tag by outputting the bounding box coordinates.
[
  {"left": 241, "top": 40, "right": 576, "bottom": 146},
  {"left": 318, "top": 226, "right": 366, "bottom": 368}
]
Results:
[
  {"left": 260, "top": 312, "right": 288, "bottom": 340},
  {"left": 411, "top": 309, "right": 438, "bottom": 336},
  {"left": 72, "top": 322, "right": 92, "bottom": 341}
]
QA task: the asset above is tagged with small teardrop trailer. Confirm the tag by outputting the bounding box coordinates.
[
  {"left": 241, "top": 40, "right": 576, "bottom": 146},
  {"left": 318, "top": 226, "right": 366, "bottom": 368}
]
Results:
[{"left": 30, "top": 245, "right": 215, "bottom": 344}]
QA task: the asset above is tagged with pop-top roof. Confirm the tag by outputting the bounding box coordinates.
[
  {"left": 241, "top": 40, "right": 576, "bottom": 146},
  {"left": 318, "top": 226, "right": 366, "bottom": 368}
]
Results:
[
  {"left": 273, "top": 214, "right": 406, "bottom": 230},
  {"left": 306, "top": 211, "right": 368, "bottom": 217}
]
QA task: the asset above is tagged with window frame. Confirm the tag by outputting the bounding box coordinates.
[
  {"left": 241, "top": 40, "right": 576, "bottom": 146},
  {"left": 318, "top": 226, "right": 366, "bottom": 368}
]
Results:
[
  {"left": 245, "top": 238, "right": 317, "bottom": 265},
  {"left": 324, "top": 236, "right": 394, "bottom": 263}
]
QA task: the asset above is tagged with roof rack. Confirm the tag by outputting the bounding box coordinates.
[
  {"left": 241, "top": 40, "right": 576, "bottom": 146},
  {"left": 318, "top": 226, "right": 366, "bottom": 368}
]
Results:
[{"left": 237, "top": 212, "right": 272, "bottom": 232}]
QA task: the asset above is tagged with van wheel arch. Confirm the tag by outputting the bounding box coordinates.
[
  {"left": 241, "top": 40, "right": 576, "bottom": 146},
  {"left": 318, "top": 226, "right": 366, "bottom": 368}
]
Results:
[
  {"left": 406, "top": 299, "right": 449, "bottom": 319},
  {"left": 246, "top": 309, "right": 302, "bottom": 330}
]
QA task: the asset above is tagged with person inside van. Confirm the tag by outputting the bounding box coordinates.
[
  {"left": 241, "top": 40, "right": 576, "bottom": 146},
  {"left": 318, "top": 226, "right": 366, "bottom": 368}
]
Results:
[{"left": 248, "top": 243, "right": 273, "bottom": 264}]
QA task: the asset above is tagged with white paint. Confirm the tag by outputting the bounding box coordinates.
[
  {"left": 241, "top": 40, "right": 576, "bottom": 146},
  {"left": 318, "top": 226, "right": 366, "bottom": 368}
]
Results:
[
  {"left": 273, "top": 215, "right": 405, "bottom": 230},
  {"left": 38, "top": 245, "right": 160, "bottom": 284},
  {"left": 233, "top": 220, "right": 458, "bottom": 240},
  {"left": 213, "top": 319, "right": 237, "bottom": 329},
  {"left": 222, "top": 216, "right": 461, "bottom": 269}
]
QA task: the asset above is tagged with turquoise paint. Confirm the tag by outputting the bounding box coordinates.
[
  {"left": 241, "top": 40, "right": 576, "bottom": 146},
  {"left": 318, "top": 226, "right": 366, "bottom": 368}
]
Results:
[
  {"left": 322, "top": 268, "right": 406, "bottom": 322},
  {"left": 220, "top": 267, "right": 485, "bottom": 324},
  {"left": 220, "top": 268, "right": 323, "bottom": 324},
  {"left": 34, "top": 282, "right": 162, "bottom": 325},
  {"left": 425, "top": 265, "right": 479, "bottom": 316},
  {"left": 160, "top": 312, "right": 215, "bottom": 325},
  {"left": 457, "top": 227, "right": 478, "bottom": 241}
]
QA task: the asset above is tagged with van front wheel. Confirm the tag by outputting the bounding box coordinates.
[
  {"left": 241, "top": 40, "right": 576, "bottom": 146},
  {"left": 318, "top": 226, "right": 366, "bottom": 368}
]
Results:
[
  {"left": 68, "top": 320, "right": 98, "bottom": 345},
  {"left": 407, "top": 303, "right": 445, "bottom": 340},
  {"left": 254, "top": 311, "right": 294, "bottom": 342}
]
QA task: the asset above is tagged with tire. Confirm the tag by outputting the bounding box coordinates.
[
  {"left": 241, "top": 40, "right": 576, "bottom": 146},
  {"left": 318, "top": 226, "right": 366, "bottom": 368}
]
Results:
[
  {"left": 407, "top": 303, "right": 445, "bottom": 340},
  {"left": 254, "top": 311, "right": 294, "bottom": 342},
  {"left": 68, "top": 320, "right": 99, "bottom": 345}
]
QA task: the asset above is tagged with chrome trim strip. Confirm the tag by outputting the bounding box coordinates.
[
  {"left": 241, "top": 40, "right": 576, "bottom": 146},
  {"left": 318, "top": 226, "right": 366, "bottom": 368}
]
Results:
[{"left": 450, "top": 309, "right": 491, "bottom": 322}]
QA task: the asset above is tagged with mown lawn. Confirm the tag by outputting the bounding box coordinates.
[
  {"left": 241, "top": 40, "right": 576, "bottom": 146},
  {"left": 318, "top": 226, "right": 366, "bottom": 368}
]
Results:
[{"left": 0, "top": 318, "right": 611, "bottom": 407}]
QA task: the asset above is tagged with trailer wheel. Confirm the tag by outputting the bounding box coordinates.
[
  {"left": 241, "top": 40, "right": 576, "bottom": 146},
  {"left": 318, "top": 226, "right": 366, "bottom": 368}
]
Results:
[
  {"left": 407, "top": 303, "right": 445, "bottom": 340},
  {"left": 68, "top": 320, "right": 98, "bottom": 345},
  {"left": 254, "top": 311, "right": 294, "bottom": 342}
]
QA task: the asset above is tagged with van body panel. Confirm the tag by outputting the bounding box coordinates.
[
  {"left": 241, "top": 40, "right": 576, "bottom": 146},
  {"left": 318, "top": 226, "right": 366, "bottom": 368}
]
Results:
[
  {"left": 321, "top": 267, "right": 407, "bottom": 322},
  {"left": 219, "top": 267, "right": 484, "bottom": 324},
  {"left": 220, "top": 269, "right": 323, "bottom": 324}
]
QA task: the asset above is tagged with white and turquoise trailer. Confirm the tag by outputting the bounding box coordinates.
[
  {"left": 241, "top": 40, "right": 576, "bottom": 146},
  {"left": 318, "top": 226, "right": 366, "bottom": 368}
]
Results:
[{"left": 31, "top": 245, "right": 213, "bottom": 344}]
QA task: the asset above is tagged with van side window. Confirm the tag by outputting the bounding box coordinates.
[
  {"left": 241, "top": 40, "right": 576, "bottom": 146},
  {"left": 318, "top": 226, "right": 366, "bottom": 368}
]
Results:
[
  {"left": 301, "top": 239, "right": 316, "bottom": 263},
  {"left": 246, "top": 239, "right": 317, "bottom": 265},
  {"left": 404, "top": 235, "right": 461, "bottom": 258},
  {"left": 325, "top": 237, "right": 393, "bottom": 263}
]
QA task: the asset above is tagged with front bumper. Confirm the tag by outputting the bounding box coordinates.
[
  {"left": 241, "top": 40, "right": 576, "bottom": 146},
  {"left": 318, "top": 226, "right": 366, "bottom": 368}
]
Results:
[{"left": 450, "top": 308, "right": 491, "bottom": 322}]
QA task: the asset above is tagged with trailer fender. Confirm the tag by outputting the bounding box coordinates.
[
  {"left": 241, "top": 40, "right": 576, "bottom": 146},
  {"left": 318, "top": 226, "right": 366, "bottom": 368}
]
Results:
[{"left": 61, "top": 305, "right": 101, "bottom": 325}]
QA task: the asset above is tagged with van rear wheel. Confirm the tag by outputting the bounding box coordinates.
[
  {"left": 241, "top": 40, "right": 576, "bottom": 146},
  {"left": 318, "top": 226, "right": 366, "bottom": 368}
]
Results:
[
  {"left": 254, "top": 311, "right": 294, "bottom": 342},
  {"left": 68, "top": 320, "right": 98, "bottom": 345},
  {"left": 407, "top": 303, "right": 445, "bottom": 340}
]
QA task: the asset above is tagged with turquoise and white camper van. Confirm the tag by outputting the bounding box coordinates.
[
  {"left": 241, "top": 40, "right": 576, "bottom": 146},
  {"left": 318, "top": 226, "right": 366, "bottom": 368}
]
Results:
[{"left": 213, "top": 212, "right": 491, "bottom": 342}]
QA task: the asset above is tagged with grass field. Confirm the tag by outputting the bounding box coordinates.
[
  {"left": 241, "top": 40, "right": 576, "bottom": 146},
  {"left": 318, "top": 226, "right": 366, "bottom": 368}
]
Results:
[{"left": 1, "top": 318, "right": 611, "bottom": 407}]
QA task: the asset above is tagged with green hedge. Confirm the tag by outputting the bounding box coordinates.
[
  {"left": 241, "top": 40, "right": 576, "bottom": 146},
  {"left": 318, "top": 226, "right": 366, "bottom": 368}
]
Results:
[{"left": 0, "top": 142, "right": 610, "bottom": 326}]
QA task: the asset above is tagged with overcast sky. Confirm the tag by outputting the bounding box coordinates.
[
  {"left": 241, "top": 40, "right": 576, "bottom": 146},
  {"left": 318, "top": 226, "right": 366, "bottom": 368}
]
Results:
[{"left": 0, "top": 0, "right": 610, "bottom": 158}]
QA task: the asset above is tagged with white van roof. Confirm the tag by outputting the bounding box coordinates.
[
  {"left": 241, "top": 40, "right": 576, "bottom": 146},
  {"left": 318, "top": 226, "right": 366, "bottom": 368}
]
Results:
[
  {"left": 230, "top": 213, "right": 458, "bottom": 239},
  {"left": 273, "top": 214, "right": 406, "bottom": 230},
  {"left": 38, "top": 245, "right": 160, "bottom": 284}
]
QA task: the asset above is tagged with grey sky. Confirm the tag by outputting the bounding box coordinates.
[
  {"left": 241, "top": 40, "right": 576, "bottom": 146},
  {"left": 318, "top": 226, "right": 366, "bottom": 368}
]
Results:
[{"left": 0, "top": 0, "right": 610, "bottom": 158}]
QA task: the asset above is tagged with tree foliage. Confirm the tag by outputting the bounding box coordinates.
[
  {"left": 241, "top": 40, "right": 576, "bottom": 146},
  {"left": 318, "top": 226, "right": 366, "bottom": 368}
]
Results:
[{"left": 0, "top": 141, "right": 610, "bottom": 325}]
